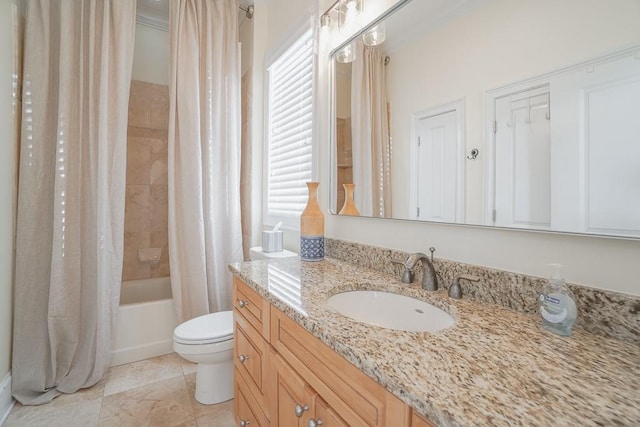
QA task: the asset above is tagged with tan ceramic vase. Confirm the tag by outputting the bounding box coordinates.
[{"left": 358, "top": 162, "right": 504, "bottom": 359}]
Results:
[
  {"left": 339, "top": 183, "right": 360, "bottom": 216},
  {"left": 300, "top": 182, "right": 324, "bottom": 261}
]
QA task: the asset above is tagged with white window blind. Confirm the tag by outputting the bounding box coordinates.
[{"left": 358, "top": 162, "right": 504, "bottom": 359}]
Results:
[{"left": 265, "top": 28, "right": 314, "bottom": 228}]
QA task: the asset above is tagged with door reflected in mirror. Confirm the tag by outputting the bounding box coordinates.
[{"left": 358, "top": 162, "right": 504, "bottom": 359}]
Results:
[{"left": 330, "top": 0, "right": 640, "bottom": 238}]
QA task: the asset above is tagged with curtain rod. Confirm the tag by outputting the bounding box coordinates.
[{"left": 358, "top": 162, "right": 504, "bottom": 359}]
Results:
[{"left": 239, "top": 4, "right": 254, "bottom": 19}]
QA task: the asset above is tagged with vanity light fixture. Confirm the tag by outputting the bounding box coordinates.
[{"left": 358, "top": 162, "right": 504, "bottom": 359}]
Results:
[
  {"left": 362, "top": 22, "right": 385, "bottom": 46},
  {"left": 335, "top": 42, "right": 356, "bottom": 63},
  {"left": 320, "top": 14, "right": 331, "bottom": 28},
  {"left": 338, "top": 0, "right": 363, "bottom": 33}
]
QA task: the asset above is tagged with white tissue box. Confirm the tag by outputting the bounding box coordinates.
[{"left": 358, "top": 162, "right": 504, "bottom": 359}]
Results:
[{"left": 262, "top": 230, "right": 283, "bottom": 253}]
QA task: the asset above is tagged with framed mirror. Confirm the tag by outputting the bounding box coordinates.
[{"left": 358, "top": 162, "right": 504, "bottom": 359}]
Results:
[{"left": 329, "top": 0, "right": 640, "bottom": 239}]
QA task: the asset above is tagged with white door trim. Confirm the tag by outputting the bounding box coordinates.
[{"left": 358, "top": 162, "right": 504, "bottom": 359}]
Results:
[
  {"left": 484, "top": 80, "right": 550, "bottom": 226},
  {"left": 409, "top": 98, "right": 465, "bottom": 221}
]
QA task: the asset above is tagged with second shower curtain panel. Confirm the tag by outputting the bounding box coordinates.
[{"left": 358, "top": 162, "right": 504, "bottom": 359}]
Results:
[{"left": 168, "top": 0, "right": 244, "bottom": 323}]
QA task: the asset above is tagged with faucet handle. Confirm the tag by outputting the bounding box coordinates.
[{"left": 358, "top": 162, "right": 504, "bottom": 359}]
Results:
[
  {"left": 391, "top": 258, "right": 414, "bottom": 283},
  {"left": 449, "top": 274, "right": 480, "bottom": 299}
]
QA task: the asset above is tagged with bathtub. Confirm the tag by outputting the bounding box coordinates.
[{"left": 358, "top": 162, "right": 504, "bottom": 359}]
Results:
[{"left": 111, "top": 276, "right": 178, "bottom": 366}]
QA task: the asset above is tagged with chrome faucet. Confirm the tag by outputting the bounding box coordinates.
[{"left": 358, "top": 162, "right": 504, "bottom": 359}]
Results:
[{"left": 392, "top": 252, "right": 438, "bottom": 291}]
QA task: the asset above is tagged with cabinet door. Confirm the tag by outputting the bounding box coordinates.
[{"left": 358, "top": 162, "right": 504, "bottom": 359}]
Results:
[
  {"left": 310, "top": 395, "right": 349, "bottom": 427},
  {"left": 235, "top": 368, "right": 268, "bottom": 427},
  {"left": 270, "top": 350, "right": 316, "bottom": 427}
]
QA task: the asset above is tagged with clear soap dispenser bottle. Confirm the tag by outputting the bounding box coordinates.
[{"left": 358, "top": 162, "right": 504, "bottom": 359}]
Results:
[{"left": 538, "top": 264, "right": 577, "bottom": 336}]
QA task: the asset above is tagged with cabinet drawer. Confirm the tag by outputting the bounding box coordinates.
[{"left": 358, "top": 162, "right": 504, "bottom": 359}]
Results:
[
  {"left": 270, "top": 307, "right": 409, "bottom": 427},
  {"left": 235, "top": 368, "right": 269, "bottom": 427},
  {"left": 235, "top": 316, "right": 267, "bottom": 395},
  {"left": 234, "top": 277, "right": 270, "bottom": 340},
  {"left": 234, "top": 310, "right": 269, "bottom": 420}
]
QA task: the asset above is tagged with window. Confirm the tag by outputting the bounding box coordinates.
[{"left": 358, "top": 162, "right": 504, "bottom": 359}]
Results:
[{"left": 264, "top": 27, "right": 315, "bottom": 228}]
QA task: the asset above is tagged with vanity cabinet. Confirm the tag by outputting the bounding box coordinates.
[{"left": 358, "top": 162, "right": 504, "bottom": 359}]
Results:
[
  {"left": 234, "top": 276, "right": 430, "bottom": 427},
  {"left": 270, "top": 307, "right": 410, "bottom": 427}
]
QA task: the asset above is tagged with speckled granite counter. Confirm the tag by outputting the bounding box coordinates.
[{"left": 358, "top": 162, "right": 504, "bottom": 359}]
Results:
[{"left": 229, "top": 258, "right": 640, "bottom": 427}]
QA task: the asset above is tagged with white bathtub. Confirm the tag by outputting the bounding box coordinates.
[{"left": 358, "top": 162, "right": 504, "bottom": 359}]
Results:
[{"left": 111, "top": 276, "right": 178, "bottom": 366}]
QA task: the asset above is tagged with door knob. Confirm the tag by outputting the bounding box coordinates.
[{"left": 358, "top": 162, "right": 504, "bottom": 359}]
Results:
[
  {"left": 238, "top": 300, "right": 248, "bottom": 308},
  {"left": 238, "top": 354, "right": 249, "bottom": 363},
  {"left": 240, "top": 420, "right": 250, "bottom": 427},
  {"left": 308, "top": 418, "right": 324, "bottom": 427}
]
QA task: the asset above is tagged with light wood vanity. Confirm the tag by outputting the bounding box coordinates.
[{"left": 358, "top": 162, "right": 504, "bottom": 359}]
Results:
[{"left": 233, "top": 276, "right": 434, "bottom": 427}]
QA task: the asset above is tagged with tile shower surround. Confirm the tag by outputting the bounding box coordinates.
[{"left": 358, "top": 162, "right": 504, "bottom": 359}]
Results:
[
  {"left": 325, "top": 238, "right": 640, "bottom": 344},
  {"left": 122, "top": 80, "right": 170, "bottom": 281}
]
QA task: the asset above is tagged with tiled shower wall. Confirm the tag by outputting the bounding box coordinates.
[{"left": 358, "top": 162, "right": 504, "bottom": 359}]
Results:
[
  {"left": 122, "top": 80, "right": 170, "bottom": 281},
  {"left": 336, "top": 117, "right": 352, "bottom": 210}
]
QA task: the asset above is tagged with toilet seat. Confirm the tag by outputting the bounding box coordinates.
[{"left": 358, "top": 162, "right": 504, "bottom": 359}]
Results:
[{"left": 174, "top": 311, "right": 233, "bottom": 345}]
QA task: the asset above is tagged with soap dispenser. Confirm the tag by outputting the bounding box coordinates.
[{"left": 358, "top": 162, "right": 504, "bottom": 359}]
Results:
[{"left": 538, "top": 264, "right": 577, "bottom": 336}]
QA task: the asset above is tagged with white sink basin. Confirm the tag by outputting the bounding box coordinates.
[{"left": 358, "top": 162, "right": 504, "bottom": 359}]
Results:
[{"left": 327, "top": 291, "right": 454, "bottom": 332}]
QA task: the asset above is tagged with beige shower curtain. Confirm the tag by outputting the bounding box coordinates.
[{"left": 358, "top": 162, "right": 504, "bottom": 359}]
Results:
[
  {"left": 168, "top": 0, "right": 244, "bottom": 322},
  {"left": 351, "top": 41, "right": 392, "bottom": 217},
  {"left": 12, "top": 0, "right": 136, "bottom": 404}
]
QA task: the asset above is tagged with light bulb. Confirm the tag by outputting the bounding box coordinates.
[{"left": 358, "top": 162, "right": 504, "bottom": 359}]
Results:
[
  {"left": 336, "top": 43, "right": 356, "bottom": 63},
  {"left": 362, "top": 22, "right": 385, "bottom": 46}
]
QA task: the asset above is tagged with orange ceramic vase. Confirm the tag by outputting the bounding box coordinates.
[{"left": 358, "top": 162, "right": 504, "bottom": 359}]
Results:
[
  {"left": 339, "top": 183, "right": 360, "bottom": 216},
  {"left": 300, "top": 182, "right": 324, "bottom": 261}
]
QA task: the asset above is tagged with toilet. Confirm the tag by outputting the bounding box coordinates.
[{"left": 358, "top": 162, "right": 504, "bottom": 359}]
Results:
[
  {"left": 173, "top": 310, "right": 234, "bottom": 404},
  {"left": 174, "top": 248, "right": 297, "bottom": 405}
]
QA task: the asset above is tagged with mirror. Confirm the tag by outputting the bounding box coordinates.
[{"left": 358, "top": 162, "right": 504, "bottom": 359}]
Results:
[{"left": 329, "top": 0, "right": 640, "bottom": 238}]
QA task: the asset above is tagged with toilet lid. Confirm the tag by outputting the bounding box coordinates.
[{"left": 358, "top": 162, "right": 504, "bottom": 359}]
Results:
[{"left": 174, "top": 311, "right": 234, "bottom": 345}]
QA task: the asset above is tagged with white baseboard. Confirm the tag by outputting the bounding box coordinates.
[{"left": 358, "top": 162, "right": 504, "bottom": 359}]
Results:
[
  {"left": 0, "top": 373, "right": 14, "bottom": 426},
  {"left": 110, "top": 339, "right": 174, "bottom": 367}
]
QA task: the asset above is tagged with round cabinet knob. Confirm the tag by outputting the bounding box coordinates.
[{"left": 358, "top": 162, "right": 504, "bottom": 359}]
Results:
[
  {"left": 238, "top": 354, "right": 249, "bottom": 363},
  {"left": 308, "top": 418, "right": 324, "bottom": 427},
  {"left": 238, "top": 300, "right": 248, "bottom": 308},
  {"left": 240, "top": 421, "right": 250, "bottom": 427},
  {"left": 294, "top": 403, "right": 309, "bottom": 418}
]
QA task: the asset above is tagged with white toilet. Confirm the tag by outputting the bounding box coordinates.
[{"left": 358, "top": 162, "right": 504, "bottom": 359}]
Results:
[
  {"left": 174, "top": 248, "right": 297, "bottom": 405},
  {"left": 173, "top": 310, "right": 234, "bottom": 404}
]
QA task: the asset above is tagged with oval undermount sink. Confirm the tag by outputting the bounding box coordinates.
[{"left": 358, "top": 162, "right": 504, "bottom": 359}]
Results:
[{"left": 327, "top": 291, "right": 454, "bottom": 332}]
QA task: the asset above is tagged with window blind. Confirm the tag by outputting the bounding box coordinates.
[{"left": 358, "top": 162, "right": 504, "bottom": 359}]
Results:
[{"left": 265, "top": 28, "right": 314, "bottom": 227}]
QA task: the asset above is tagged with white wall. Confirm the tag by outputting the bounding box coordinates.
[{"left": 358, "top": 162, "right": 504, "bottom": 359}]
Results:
[
  {"left": 0, "top": 0, "right": 17, "bottom": 380},
  {"left": 386, "top": 0, "right": 640, "bottom": 221},
  {"left": 132, "top": 23, "right": 169, "bottom": 85},
  {"left": 255, "top": 0, "right": 640, "bottom": 297}
]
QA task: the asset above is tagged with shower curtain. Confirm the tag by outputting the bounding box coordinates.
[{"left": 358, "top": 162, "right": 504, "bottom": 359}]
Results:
[
  {"left": 168, "top": 0, "right": 244, "bottom": 322},
  {"left": 12, "top": 0, "right": 136, "bottom": 404},
  {"left": 351, "top": 41, "right": 392, "bottom": 217}
]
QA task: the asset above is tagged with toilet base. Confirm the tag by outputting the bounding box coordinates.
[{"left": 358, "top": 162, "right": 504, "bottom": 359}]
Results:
[{"left": 195, "top": 359, "right": 234, "bottom": 404}]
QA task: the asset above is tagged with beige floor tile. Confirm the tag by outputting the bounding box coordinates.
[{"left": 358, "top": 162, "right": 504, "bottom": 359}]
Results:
[
  {"left": 4, "top": 398, "right": 102, "bottom": 427},
  {"left": 98, "top": 376, "right": 194, "bottom": 427},
  {"left": 104, "top": 353, "right": 183, "bottom": 397},
  {"left": 195, "top": 405, "right": 235, "bottom": 427}
]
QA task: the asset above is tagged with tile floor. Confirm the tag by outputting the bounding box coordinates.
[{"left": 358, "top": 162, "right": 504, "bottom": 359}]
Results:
[{"left": 4, "top": 353, "right": 235, "bottom": 427}]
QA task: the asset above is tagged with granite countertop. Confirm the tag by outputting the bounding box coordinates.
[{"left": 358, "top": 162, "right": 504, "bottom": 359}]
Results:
[{"left": 229, "top": 257, "right": 640, "bottom": 427}]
